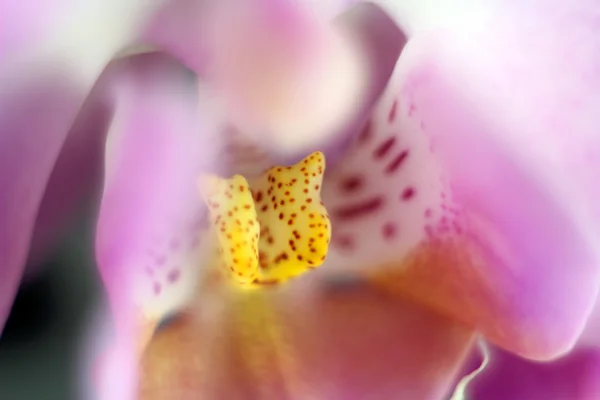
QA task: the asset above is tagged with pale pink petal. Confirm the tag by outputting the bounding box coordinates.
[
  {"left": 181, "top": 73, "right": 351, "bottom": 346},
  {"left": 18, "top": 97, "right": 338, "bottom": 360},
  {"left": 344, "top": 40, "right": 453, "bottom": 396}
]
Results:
[
  {"left": 140, "top": 0, "right": 210, "bottom": 73},
  {"left": 372, "top": 0, "right": 600, "bottom": 360},
  {"left": 95, "top": 52, "right": 220, "bottom": 353},
  {"left": 203, "top": 2, "right": 404, "bottom": 159},
  {"left": 141, "top": 0, "right": 361, "bottom": 75},
  {"left": 0, "top": 0, "right": 170, "bottom": 331}
]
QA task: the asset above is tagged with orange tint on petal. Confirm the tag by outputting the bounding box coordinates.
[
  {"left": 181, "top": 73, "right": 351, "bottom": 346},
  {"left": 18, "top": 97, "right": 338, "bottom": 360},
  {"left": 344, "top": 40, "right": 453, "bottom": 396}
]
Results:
[
  {"left": 369, "top": 238, "right": 548, "bottom": 359},
  {"left": 139, "top": 280, "right": 474, "bottom": 399}
]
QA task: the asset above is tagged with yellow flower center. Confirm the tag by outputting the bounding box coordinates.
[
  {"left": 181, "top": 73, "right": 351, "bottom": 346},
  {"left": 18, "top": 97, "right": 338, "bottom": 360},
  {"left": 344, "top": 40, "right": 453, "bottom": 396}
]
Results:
[{"left": 199, "top": 151, "right": 331, "bottom": 289}]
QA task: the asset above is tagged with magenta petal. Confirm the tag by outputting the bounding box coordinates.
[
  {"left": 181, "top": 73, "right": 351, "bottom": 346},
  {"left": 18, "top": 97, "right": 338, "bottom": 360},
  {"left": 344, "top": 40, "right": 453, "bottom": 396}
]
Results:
[
  {"left": 26, "top": 84, "right": 110, "bottom": 272},
  {"left": 393, "top": 9, "right": 600, "bottom": 358},
  {"left": 95, "top": 53, "right": 219, "bottom": 344},
  {"left": 467, "top": 346, "right": 600, "bottom": 400}
]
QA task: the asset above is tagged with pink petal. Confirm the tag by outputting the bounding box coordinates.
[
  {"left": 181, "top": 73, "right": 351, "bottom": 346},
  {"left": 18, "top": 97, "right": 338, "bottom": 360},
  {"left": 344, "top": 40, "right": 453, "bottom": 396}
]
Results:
[
  {"left": 202, "top": 2, "right": 405, "bottom": 159},
  {"left": 139, "top": 278, "right": 475, "bottom": 400},
  {"left": 26, "top": 80, "right": 109, "bottom": 272},
  {"left": 0, "top": 70, "right": 97, "bottom": 332},
  {"left": 141, "top": 0, "right": 360, "bottom": 75},
  {"left": 463, "top": 296, "right": 600, "bottom": 399},
  {"left": 318, "top": 60, "right": 453, "bottom": 278},
  {"left": 467, "top": 346, "right": 600, "bottom": 400},
  {"left": 140, "top": 0, "right": 210, "bottom": 73},
  {"left": 95, "top": 52, "right": 220, "bottom": 348},
  {"left": 0, "top": 0, "right": 167, "bottom": 329},
  {"left": 381, "top": 1, "right": 600, "bottom": 360}
]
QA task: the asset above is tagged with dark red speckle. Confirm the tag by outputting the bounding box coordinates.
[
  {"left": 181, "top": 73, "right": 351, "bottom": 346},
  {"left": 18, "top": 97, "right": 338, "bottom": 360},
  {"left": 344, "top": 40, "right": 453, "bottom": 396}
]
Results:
[
  {"left": 385, "top": 150, "right": 409, "bottom": 175},
  {"left": 358, "top": 120, "right": 372, "bottom": 143},
  {"left": 167, "top": 269, "right": 181, "bottom": 283},
  {"left": 333, "top": 197, "right": 384, "bottom": 221},
  {"left": 333, "top": 234, "right": 356, "bottom": 251},
  {"left": 153, "top": 282, "right": 162, "bottom": 295},
  {"left": 382, "top": 222, "right": 397, "bottom": 240},
  {"left": 340, "top": 175, "right": 364, "bottom": 193},
  {"left": 401, "top": 187, "right": 415, "bottom": 201},
  {"left": 388, "top": 100, "right": 398, "bottom": 123},
  {"left": 373, "top": 137, "right": 397, "bottom": 159}
]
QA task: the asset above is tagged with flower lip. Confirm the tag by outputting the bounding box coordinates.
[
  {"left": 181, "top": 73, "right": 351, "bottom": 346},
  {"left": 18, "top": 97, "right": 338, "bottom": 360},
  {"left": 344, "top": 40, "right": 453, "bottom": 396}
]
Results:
[{"left": 200, "top": 151, "right": 332, "bottom": 290}]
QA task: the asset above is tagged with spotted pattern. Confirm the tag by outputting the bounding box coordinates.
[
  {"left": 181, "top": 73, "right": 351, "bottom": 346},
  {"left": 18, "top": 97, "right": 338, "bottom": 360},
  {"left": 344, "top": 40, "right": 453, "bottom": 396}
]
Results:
[
  {"left": 249, "top": 152, "right": 331, "bottom": 283},
  {"left": 199, "top": 152, "right": 331, "bottom": 289},
  {"left": 317, "top": 76, "right": 464, "bottom": 274},
  {"left": 207, "top": 68, "right": 462, "bottom": 278},
  {"left": 133, "top": 206, "right": 212, "bottom": 324},
  {"left": 200, "top": 174, "right": 260, "bottom": 285}
]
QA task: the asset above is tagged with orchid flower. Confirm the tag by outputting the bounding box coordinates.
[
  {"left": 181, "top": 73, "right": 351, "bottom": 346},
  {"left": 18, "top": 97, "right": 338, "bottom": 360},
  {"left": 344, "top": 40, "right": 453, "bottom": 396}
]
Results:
[{"left": 2, "top": 1, "right": 600, "bottom": 400}]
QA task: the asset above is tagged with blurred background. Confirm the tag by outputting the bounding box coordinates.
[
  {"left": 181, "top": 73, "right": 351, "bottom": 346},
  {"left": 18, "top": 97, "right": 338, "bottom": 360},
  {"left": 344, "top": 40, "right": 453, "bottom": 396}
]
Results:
[{"left": 0, "top": 216, "right": 100, "bottom": 400}]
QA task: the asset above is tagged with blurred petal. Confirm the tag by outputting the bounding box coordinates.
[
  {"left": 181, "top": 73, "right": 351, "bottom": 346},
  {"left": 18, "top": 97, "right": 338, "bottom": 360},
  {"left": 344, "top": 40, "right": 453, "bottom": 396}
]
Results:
[
  {"left": 80, "top": 301, "right": 138, "bottom": 400},
  {"left": 141, "top": 0, "right": 360, "bottom": 74},
  {"left": 205, "top": 2, "right": 404, "bottom": 160},
  {"left": 140, "top": 0, "right": 209, "bottom": 73},
  {"left": 95, "top": 53, "right": 220, "bottom": 352},
  {"left": 467, "top": 346, "right": 600, "bottom": 400},
  {"left": 374, "top": 0, "right": 495, "bottom": 36},
  {"left": 464, "top": 295, "right": 600, "bottom": 400},
  {"left": 140, "top": 278, "right": 474, "bottom": 399},
  {"left": 0, "top": 0, "right": 171, "bottom": 333},
  {"left": 0, "top": 69, "right": 96, "bottom": 333},
  {"left": 26, "top": 81, "right": 110, "bottom": 272},
  {"left": 356, "top": 2, "right": 600, "bottom": 360}
]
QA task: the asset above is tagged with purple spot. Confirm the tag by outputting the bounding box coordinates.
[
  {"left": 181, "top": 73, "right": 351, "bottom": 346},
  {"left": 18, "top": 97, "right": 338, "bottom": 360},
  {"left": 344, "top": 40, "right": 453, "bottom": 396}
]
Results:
[
  {"left": 144, "top": 267, "right": 154, "bottom": 276},
  {"left": 167, "top": 269, "right": 181, "bottom": 283},
  {"left": 424, "top": 208, "right": 432, "bottom": 218},
  {"left": 153, "top": 282, "right": 162, "bottom": 295},
  {"left": 155, "top": 255, "right": 167, "bottom": 267}
]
